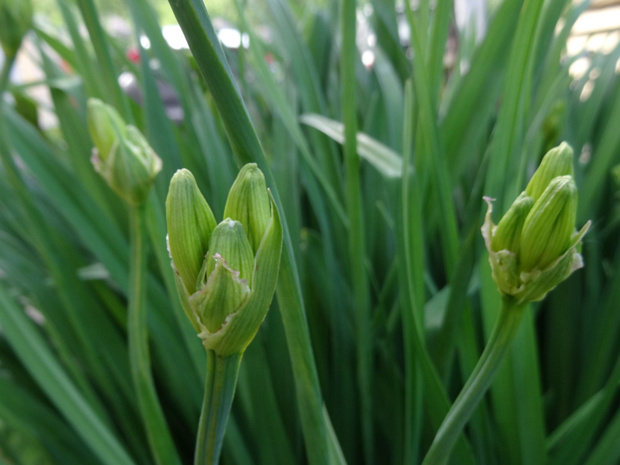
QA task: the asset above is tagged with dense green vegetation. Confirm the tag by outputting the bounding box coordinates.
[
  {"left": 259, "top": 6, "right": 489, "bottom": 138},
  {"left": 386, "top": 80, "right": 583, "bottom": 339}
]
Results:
[{"left": 1, "top": 0, "right": 619, "bottom": 464}]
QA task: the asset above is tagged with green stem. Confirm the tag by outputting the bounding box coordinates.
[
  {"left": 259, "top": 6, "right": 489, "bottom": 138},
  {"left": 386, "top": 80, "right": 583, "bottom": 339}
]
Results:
[
  {"left": 0, "top": 53, "right": 15, "bottom": 94},
  {"left": 341, "top": 0, "right": 373, "bottom": 462},
  {"left": 422, "top": 296, "right": 526, "bottom": 465},
  {"left": 128, "top": 205, "right": 182, "bottom": 465},
  {"left": 195, "top": 350, "right": 242, "bottom": 465}
]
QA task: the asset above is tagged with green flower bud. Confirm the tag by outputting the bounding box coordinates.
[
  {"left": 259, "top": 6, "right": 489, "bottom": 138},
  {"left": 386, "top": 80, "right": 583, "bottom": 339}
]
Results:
[
  {"left": 223, "top": 163, "right": 271, "bottom": 252},
  {"left": 201, "top": 219, "right": 254, "bottom": 288},
  {"left": 520, "top": 176, "right": 577, "bottom": 272},
  {"left": 87, "top": 99, "right": 161, "bottom": 205},
  {"left": 167, "top": 165, "right": 283, "bottom": 356},
  {"left": 491, "top": 192, "right": 533, "bottom": 254},
  {"left": 0, "top": 0, "right": 32, "bottom": 58},
  {"left": 482, "top": 159, "right": 590, "bottom": 305},
  {"left": 525, "top": 142, "right": 574, "bottom": 202},
  {"left": 166, "top": 169, "right": 217, "bottom": 295},
  {"left": 191, "top": 220, "right": 254, "bottom": 333},
  {"left": 87, "top": 99, "right": 126, "bottom": 157}
]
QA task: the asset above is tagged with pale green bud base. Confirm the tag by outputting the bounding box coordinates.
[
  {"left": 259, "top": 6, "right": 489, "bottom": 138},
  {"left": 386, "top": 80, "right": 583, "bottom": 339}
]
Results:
[
  {"left": 195, "top": 350, "right": 243, "bottom": 465},
  {"left": 421, "top": 297, "right": 526, "bottom": 465}
]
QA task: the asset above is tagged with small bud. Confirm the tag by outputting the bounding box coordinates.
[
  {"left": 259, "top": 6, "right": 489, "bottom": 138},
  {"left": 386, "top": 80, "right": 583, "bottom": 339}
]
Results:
[
  {"left": 201, "top": 219, "right": 254, "bottom": 288},
  {"left": 166, "top": 169, "right": 217, "bottom": 294},
  {"left": 525, "top": 142, "right": 574, "bottom": 202},
  {"left": 191, "top": 219, "right": 254, "bottom": 333},
  {"left": 87, "top": 99, "right": 126, "bottom": 158},
  {"left": 491, "top": 192, "right": 533, "bottom": 254},
  {"left": 190, "top": 255, "right": 251, "bottom": 333},
  {"left": 223, "top": 163, "right": 271, "bottom": 252},
  {"left": 87, "top": 99, "right": 161, "bottom": 205},
  {"left": 0, "top": 0, "right": 32, "bottom": 58},
  {"left": 520, "top": 176, "right": 577, "bottom": 271}
]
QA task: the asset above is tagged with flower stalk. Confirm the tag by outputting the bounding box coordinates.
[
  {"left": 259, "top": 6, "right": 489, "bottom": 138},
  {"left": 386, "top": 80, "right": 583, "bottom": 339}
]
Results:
[
  {"left": 88, "top": 101, "right": 181, "bottom": 465},
  {"left": 422, "top": 142, "right": 590, "bottom": 465},
  {"left": 166, "top": 164, "right": 282, "bottom": 464},
  {"left": 195, "top": 351, "right": 242, "bottom": 465},
  {"left": 127, "top": 203, "right": 182, "bottom": 465},
  {"left": 422, "top": 297, "right": 526, "bottom": 465}
]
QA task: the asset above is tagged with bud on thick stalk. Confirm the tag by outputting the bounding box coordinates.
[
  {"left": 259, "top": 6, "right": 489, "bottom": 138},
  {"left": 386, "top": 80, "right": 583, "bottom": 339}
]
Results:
[
  {"left": 525, "top": 142, "right": 574, "bottom": 202},
  {"left": 166, "top": 169, "right": 217, "bottom": 294},
  {"left": 481, "top": 142, "right": 589, "bottom": 305},
  {"left": 87, "top": 99, "right": 161, "bottom": 206}
]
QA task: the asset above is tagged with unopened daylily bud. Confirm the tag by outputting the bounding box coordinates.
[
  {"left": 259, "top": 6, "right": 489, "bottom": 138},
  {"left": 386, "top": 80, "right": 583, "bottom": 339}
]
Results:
[
  {"left": 166, "top": 169, "right": 217, "bottom": 294},
  {"left": 202, "top": 219, "right": 254, "bottom": 288},
  {"left": 87, "top": 99, "right": 126, "bottom": 158},
  {"left": 167, "top": 164, "right": 283, "bottom": 356},
  {"left": 491, "top": 192, "right": 533, "bottom": 254},
  {"left": 191, "top": 255, "right": 251, "bottom": 333},
  {"left": 0, "top": 0, "right": 32, "bottom": 58},
  {"left": 191, "top": 219, "right": 254, "bottom": 333},
  {"left": 520, "top": 176, "right": 577, "bottom": 271},
  {"left": 525, "top": 142, "right": 574, "bottom": 202},
  {"left": 223, "top": 163, "right": 271, "bottom": 252},
  {"left": 482, "top": 141, "right": 589, "bottom": 305},
  {"left": 87, "top": 99, "right": 161, "bottom": 205}
]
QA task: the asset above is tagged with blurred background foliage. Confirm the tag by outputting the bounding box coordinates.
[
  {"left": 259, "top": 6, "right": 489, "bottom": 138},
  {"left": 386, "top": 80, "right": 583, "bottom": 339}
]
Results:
[{"left": 1, "top": 0, "right": 620, "bottom": 464}]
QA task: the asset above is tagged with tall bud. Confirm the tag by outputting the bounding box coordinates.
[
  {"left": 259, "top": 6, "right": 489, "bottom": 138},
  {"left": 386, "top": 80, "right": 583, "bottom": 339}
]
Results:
[
  {"left": 223, "top": 163, "right": 271, "bottom": 252},
  {"left": 525, "top": 142, "right": 574, "bottom": 201},
  {"left": 166, "top": 169, "right": 217, "bottom": 294},
  {"left": 520, "top": 176, "right": 577, "bottom": 271}
]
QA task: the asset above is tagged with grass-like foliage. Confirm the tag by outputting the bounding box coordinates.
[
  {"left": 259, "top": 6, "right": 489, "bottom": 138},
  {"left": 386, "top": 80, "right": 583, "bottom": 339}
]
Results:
[{"left": 1, "top": 0, "right": 620, "bottom": 464}]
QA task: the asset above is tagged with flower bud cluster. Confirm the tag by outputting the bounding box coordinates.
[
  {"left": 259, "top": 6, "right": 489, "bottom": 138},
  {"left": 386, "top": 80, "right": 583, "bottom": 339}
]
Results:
[
  {"left": 87, "top": 99, "right": 162, "bottom": 206},
  {"left": 482, "top": 142, "right": 590, "bottom": 304},
  {"left": 166, "top": 164, "right": 282, "bottom": 356}
]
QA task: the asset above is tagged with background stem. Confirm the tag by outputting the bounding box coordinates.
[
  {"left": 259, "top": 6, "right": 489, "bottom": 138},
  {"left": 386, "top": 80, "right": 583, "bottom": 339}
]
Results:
[
  {"left": 341, "top": 0, "right": 373, "bottom": 461},
  {"left": 128, "top": 204, "right": 182, "bottom": 465},
  {"left": 422, "top": 297, "right": 526, "bottom": 465}
]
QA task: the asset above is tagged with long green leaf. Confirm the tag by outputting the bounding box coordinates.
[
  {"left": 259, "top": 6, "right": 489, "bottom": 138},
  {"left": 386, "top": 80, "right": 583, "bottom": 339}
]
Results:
[
  {"left": 0, "top": 282, "right": 136, "bottom": 465},
  {"left": 300, "top": 113, "right": 402, "bottom": 178}
]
